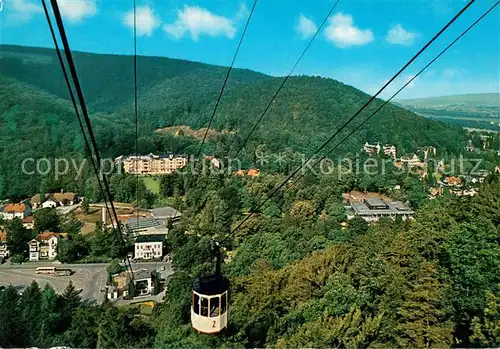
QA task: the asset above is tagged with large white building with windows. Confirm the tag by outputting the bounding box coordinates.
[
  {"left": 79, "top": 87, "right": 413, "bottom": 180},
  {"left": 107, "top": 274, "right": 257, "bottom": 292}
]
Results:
[
  {"left": 134, "top": 235, "right": 165, "bottom": 260},
  {"left": 115, "top": 153, "right": 188, "bottom": 175}
]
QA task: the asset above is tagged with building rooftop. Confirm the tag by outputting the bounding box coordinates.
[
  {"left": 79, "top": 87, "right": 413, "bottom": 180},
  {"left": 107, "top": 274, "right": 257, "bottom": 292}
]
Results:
[
  {"left": 135, "top": 234, "right": 166, "bottom": 243},
  {"left": 125, "top": 217, "right": 162, "bottom": 231},
  {"left": 364, "top": 198, "right": 387, "bottom": 208},
  {"left": 151, "top": 206, "right": 181, "bottom": 219},
  {"left": 4, "top": 203, "right": 28, "bottom": 213},
  {"left": 351, "top": 200, "right": 414, "bottom": 216},
  {"left": 133, "top": 268, "right": 152, "bottom": 281}
]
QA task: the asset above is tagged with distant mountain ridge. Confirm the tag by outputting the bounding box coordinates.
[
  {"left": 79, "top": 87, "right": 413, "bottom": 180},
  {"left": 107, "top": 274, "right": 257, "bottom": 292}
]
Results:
[
  {"left": 396, "top": 93, "right": 500, "bottom": 109},
  {"left": 0, "top": 44, "right": 467, "bottom": 158},
  {"left": 395, "top": 93, "right": 500, "bottom": 130}
]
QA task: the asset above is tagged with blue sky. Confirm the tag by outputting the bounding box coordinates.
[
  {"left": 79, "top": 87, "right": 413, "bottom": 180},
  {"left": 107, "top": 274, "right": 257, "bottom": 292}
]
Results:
[{"left": 0, "top": 0, "right": 498, "bottom": 99}]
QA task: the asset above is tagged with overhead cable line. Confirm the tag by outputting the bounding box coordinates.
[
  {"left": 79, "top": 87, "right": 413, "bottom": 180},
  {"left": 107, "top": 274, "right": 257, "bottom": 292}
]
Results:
[
  {"left": 221, "top": 0, "right": 476, "bottom": 244},
  {"left": 40, "top": 0, "right": 115, "bottom": 240},
  {"left": 47, "top": 0, "right": 135, "bottom": 279},
  {"left": 288, "top": 0, "right": 500, "bottom": 189},
  {"left": 233, "top": 0, "right": 341, "bottom": 159},
  {"left": 196, "top": 0, "right": 258, "bottom": 157},
  {"left": 133, "top": 0, "right": 140, "bottom": 225}
]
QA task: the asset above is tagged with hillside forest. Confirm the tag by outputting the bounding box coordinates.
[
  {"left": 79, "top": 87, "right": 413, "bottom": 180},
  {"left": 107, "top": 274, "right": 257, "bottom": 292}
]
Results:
[{"left": 0, "top": 45, "right": 499, "bottom": 348}]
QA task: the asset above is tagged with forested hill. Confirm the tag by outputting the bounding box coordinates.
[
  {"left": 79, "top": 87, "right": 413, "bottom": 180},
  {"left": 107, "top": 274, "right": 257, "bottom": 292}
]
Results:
[
  {"left": 0, "top": 44, "right": 467, "bottom": 159},
  {"left": 0, "top": 44, "right": 269, "bottom": 113}
]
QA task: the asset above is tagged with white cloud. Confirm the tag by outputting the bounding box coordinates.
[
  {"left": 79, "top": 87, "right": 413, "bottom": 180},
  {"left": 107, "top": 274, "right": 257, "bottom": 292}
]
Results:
[
  {"left": 56, "top": 0, "right": 97, "bottom": 23},
  {"left": 404, "top": 74, "right": 417, "bottom": 88},
  {"left": 296, "top": 14, "right": 317, "bottom": 39},
  {"left": 324, "top": 13, "right": 374, "bottom": 48},
  {"left": 164, "top": 5, "right": 236, "bottom": 40},
  {"left": 123, "top": 6, "right": 160, "bottom": 37},
  {"left": 386, "top": 24, "right": 416, "bottom": 45},
  {"left": 235, "top": 3, "right": 249, "bottom": 21},
  {"left": 441, "top": 68, "right": 460, "bottom": 79},
  {"left": 6, "top": 0, "right": 42, "bottom": 24}
]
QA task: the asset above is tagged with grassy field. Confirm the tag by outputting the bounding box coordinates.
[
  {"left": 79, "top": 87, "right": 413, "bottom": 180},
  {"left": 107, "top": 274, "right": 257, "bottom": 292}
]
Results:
[
  {"left": 121, "top": 300, "right": 156, "bottom": 315},
  {"left": 142, "top": 177, "right": 161, "bottom": 195}
]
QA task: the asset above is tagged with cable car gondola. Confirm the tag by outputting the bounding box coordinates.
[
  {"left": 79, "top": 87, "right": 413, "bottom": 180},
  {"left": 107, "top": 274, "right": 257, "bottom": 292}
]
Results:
[{"left": 191, "top": 245, "right": 230, "bottom": 334}]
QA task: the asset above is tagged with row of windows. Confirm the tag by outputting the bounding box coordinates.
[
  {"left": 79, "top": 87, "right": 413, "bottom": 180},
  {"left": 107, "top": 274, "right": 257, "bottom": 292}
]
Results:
[
  {"left": 137, "top": 243, "right": 162, "bottom": 249},
  {"left": 193, "top": 293, "right": 227, "bottom": 318}
]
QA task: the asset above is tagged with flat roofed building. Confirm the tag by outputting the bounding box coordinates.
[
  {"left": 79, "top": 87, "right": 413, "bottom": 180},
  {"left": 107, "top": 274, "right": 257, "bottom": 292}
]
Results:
[
  {"left": 151, "top": 206, "right": 181, "bottom": 224},
  {"left": 349, "top": 199, "right": 414, "bottom": 222},
  {"left": 124, "top": 217, "right": 168, "bottom": 237}
]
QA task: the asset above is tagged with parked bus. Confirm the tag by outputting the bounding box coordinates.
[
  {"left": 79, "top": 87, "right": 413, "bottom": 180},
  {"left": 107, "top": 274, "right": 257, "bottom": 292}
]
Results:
[
  {"left": 36, "top": 267, "right": 56, "bottom": 274},
  {"left": 35, "top": 267, "right": 72, "bottom": 276}
]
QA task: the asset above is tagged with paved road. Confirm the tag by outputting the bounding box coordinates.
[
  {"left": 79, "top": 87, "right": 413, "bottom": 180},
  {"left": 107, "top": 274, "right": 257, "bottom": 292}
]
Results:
[
  {"left": 56, "top": 203, "right": 80, "bottom": 215},
  {"left": 0, "top": 261, "right": 173, "bottom": 305}
]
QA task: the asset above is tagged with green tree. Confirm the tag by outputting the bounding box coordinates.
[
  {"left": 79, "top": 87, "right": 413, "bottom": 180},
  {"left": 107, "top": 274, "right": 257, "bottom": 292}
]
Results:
[
  {"left": 34, "top": 208, "right": 60, "bottom": 233},
  {"left": 397, "top": 262, "right": 453, "bottom": 348},
  {"left": 38, "top": 284, "right": 60, "bottom": 346},
  {"left": 107, "top": 259, "right": 124, "bottom": 275},
  {"left": 57, "top": 239, "right": 80, "bottom": 263},
  {"left": 19, "top": 281, "right": 43, "bottom": 345},
  {"left": 470, "top": 288, "right": 500, "bottom": 347},
  {"left": 6, "top": 218, "right": 32, "bottom": 256},
  {"left": 61, "top": 280, "right": 82, "bottom": 311},
  {"left": 82, "top": 197, "right": 90, "bottom": 215},
  {"left": 0, "top": 285, "right": 23, "bottom": 347}
]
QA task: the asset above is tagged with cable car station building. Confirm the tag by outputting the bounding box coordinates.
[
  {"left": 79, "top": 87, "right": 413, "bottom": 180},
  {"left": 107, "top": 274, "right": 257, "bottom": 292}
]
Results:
[{"left": 348, "top": 198, "right": 414, "bottom": 222}]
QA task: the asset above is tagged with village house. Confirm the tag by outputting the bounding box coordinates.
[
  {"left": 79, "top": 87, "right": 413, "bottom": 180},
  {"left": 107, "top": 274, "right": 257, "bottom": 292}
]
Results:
[
  {"left": 420, "top": 146, "right": 437, "bottom": 160},
  {"left": 383, "top": 144, "right": 397, "bottom": 159},
  {"left": 131, "top": 269, "right": 155, "bottom": 296},
  {"left": 466, "top": 141, "right": 475, "bottom": 152},
  {"left": 2, "top": 203, "right": 31, "bottom": 221},
  {"left": 28, "top": 232, "right": 68, "bottom": 261},
  {"left": 0, "top": 231, "right": 10, "bottom": 259},
  {"left": 205, "top": 156, "right": 221, "bottom": 170},
  {"left": 134, "top": 235, "right": 165, "bottom": 260},
  {"left": 233, "top": 169, "right": 261, "bottom": 177},
  {"left": 363, "top": 142, "right": 381, "bottom": 155},
  {"left": 22, "top": 216, "right": 35, "bottom": 230},
  {"left": 450, "top": 188, "right": 478, "bottom": 197},
  {"left": 400, "top": 153, "right": 424, "bottom": 167},
  {"left": 429, "top": 187, "right": 444, "bottom": 199},
  {"left": 443, "top": 176, "right": 462, "bottom": 187},
  {"left": 247, "top": 168, "right": 261, "bottom": 177},
  {"left": 115, "top": 153, "right": 188, "bottom": 175},
  {"left": 30, "top": 191, "right": 78, "bottom": 209}
]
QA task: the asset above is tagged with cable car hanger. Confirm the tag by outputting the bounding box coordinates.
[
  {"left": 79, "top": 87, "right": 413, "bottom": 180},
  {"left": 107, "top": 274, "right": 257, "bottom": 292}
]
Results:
[{"left": 191, "top": 242, "right": 230, "bottom": 334}]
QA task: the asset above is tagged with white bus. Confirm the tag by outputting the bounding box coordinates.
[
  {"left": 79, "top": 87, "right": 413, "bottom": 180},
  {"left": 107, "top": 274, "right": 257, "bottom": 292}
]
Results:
[
  {"left": 35, "top": 267, "right": 71, "bottom": 276},
  {"left": 36, "top": 267, "right": 57, "bottom": 274}
]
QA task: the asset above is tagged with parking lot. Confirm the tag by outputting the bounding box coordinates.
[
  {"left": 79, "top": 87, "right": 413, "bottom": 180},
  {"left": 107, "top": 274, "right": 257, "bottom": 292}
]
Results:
[{"left": 0, "top": 261, "right": 172, "bottom": 304}]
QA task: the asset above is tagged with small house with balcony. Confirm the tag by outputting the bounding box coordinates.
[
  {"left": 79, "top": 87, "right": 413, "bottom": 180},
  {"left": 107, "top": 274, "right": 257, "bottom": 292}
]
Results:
[{"left": 28, "top": 232, "right": 68, "bottom": 261}]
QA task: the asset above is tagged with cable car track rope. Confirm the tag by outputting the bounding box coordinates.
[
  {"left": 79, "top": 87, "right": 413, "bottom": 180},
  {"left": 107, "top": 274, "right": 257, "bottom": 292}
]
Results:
[
  {"left": 196, "top": 0, "right": 258, "bottom": 157},
  {"left": 40, "top": 0, "right": 115, "bottom": 233},
  {"left": 233, "top": 0, "right": 341, "bottom": 159},
  {"left": 45, "top": 0, "right": 135, "bottom": 279},
  {"left": 221, "top": 0, "right": 477, "bottom": 245},
  {"left": 288, "top": 0, "right": 500, "bottom": 190}
]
